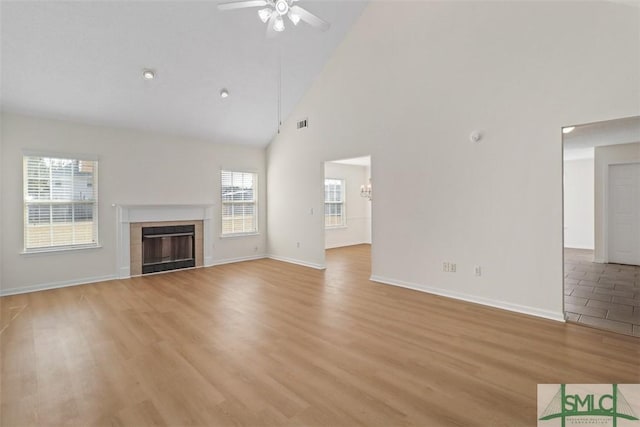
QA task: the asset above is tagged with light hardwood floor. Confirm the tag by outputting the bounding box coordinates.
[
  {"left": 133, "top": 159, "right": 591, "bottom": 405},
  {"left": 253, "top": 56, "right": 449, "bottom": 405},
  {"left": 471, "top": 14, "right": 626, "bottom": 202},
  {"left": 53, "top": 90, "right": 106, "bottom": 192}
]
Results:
[{"left": 2, "top": 244, "right": 639, "bottom": 426}]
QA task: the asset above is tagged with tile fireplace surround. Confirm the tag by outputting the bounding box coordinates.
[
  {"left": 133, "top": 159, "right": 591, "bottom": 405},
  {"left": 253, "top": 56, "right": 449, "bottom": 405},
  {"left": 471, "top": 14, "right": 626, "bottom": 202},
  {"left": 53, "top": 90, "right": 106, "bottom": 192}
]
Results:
[{"left": 116, "top": 205, "right": 214, "bottom": 278}]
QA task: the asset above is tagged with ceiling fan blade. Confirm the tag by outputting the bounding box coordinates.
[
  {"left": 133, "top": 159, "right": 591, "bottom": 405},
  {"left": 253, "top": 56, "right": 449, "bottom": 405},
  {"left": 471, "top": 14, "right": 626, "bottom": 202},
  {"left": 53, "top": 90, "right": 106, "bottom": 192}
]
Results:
[
  {"left": 266, "top": 12, "right": 278, "bottom": 38},
  {"left": 290, "top": 5, "right": 330, "bottom": 31},
  {"left": 218, "top": 0, "right": 268, "bottom": 11}
]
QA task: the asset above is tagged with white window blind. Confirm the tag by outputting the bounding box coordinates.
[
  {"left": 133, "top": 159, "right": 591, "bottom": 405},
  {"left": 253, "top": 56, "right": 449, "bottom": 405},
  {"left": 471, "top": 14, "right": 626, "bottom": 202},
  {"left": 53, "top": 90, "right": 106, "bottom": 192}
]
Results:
[
  {"left": 23, "top": 154, "right": 99, "bottom": 251},
  {"left": 221, "top": 170, "right": 257, "bottom": 236},
  {"left": 324, "top": 178, "right": 345, "bottom": 228}
]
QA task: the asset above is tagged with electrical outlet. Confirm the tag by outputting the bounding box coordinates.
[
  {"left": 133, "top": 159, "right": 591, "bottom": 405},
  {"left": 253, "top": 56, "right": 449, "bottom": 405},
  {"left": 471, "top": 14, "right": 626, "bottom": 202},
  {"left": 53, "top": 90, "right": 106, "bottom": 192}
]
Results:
[
  {"left": 450, "top": 263, "right": 456, "bottom": 273},
  {"left": 296, "top": 242, "right": 300, "bottom": 248},
  {"left": 443, "top": 262, "right": 449, "bottom": 272},
  {"left": 254, "top": 246, "right": 258, "bottom": 252},
  {"left": 474, "top": 265, "right": 482, "bottom": 276}
]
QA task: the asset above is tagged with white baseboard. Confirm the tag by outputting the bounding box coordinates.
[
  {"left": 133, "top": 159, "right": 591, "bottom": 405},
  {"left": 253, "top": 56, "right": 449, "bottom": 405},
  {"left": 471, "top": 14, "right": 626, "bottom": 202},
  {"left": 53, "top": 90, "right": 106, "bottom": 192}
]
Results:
[
  {"left": 267, "top": 255, "right": 326, "bottom": 270},
  {"left": 370, "top": 275, "right": 566, "bottom": 323},
  {"left": 325, "top": 241, "right": 370, "bottom": 250},
  {"left": 210, "top": 254, "right": 267, "bottom": 266},
  {"left": 118, "top": 266, "right": 130, "bottom": 279},
  {"left": 0, "top": 274, "right": 118, "bottom": 297},
  {"left": 564, "top": 245, "right": 595, "bottom": 250},
  {"left": 0, "top": 254, "right": 326, "bottom": 297}
]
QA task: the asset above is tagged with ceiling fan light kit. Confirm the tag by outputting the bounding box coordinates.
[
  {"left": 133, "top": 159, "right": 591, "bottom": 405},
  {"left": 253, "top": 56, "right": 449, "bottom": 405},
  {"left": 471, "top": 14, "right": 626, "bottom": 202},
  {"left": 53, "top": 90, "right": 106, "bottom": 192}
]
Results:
[
  {"left": 258, "top": 8, "right": 272, "bottom": 23},
  {"left": 274, "top": 15, "right": 285, "bottom": 32},
  {"left": 218, "top": 0, "right": 330, "bottom": 35},
  {"left": 288, "top": 11, "right": 300, "bottom": 25}
]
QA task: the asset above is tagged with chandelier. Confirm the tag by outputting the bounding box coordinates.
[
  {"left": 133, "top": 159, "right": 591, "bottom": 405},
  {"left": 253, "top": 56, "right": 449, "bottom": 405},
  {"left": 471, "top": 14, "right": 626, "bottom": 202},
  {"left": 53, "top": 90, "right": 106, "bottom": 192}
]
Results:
[{"left": 360, "top": 179, "right": 372, "bottom": 201}]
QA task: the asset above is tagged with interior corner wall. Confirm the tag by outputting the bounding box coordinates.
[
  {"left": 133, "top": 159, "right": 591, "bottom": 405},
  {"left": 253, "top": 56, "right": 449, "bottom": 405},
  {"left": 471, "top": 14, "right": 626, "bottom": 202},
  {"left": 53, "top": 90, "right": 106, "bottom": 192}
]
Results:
[
  {"left": 324, "top": 162, "right": 371, "bottom": 249},
  {"left": 0, "top": 116, "right": 4, "bottom": 292},
  {"left": 266, "top": 1, "right": 640, "bottom": 321},
  {"left": 0, "top": 113, "right": 267, "bottom": 295},
  {"left": 563, "top": 158, "right": 594, "bottom": 250},
  {"left": 594, "top": 142, "right": 640, "bottom": 262}
]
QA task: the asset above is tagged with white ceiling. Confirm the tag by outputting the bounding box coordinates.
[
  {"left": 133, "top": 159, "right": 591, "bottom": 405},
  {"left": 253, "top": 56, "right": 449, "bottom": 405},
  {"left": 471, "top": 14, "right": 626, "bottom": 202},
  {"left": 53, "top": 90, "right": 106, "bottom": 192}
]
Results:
[
  {"left": 0, "top": 0, "right": 367, "bottom": 147},
  {"left": 563, "top": 116, "right": 640, "bottom": 160},
  {"left": 330, "top": 155, "right": 370, "bottom": 167},
  {"left": 608, "top": 0, "right": 640, "bottom": 8}
]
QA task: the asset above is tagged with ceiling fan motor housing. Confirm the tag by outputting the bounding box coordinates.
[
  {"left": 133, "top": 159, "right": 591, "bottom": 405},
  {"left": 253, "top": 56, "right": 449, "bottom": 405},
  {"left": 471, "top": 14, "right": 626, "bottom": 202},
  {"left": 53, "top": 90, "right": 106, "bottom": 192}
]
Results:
[{"left": 275, "top": 0, "right": 289, "bottom": 15}]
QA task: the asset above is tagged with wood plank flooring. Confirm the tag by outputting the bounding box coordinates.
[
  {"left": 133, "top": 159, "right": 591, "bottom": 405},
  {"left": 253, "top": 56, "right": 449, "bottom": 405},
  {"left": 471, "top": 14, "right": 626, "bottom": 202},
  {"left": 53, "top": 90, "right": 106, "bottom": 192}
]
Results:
[{"left": 2, "top": 244, "right": 639, "bottom": 426}]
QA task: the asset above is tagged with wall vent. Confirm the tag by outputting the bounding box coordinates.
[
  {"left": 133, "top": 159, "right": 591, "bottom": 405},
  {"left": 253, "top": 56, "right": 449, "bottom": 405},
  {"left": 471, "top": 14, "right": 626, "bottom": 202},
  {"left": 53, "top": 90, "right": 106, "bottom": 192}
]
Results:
[{"left": 297, "top": 118, "right": 308, "bottom": 129}]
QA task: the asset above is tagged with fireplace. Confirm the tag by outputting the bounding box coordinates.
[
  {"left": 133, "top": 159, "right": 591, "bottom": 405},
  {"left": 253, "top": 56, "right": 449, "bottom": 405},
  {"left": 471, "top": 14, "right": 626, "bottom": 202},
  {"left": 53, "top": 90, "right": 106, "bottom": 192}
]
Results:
[
  {"left": 128, "top": 219, "right": 204, "bottom": 276},
  {"left": 116, "top": 204, "right": 213, "bottom": 278},
  {"left": 142, "top": 225, "right": 195, "bottom": 274}
]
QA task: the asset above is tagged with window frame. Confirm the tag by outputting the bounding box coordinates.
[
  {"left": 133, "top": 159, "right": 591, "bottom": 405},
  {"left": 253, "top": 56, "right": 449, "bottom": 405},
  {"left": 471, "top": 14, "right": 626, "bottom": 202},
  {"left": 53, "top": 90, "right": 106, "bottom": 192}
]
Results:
[
  {"left": 22, "top": 151, "right": 100, "bottom": 253},
  {"left": 220, "top": 169, "right": 259, "bottom": 237},
  {"left": 324, "top": 177, "right": 346, "bottom": 229}
]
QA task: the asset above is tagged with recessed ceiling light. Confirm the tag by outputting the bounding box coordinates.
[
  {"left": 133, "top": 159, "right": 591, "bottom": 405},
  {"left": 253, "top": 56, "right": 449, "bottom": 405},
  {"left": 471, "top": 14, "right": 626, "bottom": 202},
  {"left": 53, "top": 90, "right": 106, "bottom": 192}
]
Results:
[
  {"left": 562, "top": 126, "right": 575, "bottom": 134},
  {"left": 142, "top": 69, "right": 155, "bottom": 80},
  {"left": 220, "top": 88, "right": 229, "bottom": 98}
]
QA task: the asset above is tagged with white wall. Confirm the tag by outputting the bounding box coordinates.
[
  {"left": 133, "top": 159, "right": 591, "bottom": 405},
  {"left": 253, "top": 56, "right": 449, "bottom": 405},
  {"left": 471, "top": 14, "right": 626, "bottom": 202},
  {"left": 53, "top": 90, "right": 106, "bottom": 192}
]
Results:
[
  {"left": 0, "top": 115, "right": 4, "bottom": 292},
  {"left": 0, "top": 113, "right": 267, "bottom": 295},
  {"left": 324, "top": 161, "right": 371, "bottom": 249},
  {"left": 267, "top": 1, "right": 640, "bottom": 321},
  {"left": 563, "top": 158, "right": 594, "bottom": 250},
  {"left": 594, "top": 142, "right": 640, "bottom": 262}
]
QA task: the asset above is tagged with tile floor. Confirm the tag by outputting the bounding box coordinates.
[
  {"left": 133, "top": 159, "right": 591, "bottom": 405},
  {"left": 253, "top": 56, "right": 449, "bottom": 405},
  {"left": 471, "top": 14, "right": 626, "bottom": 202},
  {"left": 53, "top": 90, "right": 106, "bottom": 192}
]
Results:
[{"left": 564, "top": 248, "right": 640, "bottom": 337}]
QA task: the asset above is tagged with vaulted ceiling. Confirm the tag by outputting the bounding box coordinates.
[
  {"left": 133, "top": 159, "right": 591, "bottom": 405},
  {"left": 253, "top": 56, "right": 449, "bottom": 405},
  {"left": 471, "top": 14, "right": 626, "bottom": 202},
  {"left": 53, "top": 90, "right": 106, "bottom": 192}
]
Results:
[{"left": 1, "top": 1, "right": 368, "bottom": 146}]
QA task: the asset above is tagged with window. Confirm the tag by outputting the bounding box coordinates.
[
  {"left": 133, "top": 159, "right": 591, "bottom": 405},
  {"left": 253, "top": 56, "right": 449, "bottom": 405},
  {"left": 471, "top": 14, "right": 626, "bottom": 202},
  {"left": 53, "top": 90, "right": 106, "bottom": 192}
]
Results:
[
  {"left": 221, "top": 170, "right": 257, "bottom": 236},
  {"left": 23, "top": 154, "right": 99, "bottom": 251},
  {"left": 325, "top": 178, "right": 345, "bottom": 228}
]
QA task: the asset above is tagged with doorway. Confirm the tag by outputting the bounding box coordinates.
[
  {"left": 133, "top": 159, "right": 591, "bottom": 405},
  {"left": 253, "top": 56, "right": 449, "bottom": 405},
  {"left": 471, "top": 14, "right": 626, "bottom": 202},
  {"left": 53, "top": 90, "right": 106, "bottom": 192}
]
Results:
[
  {"left": 323, "top": 156, "right": 372, "bottom": 260},
  {"left": 562, "top": 116, "right": 640, "bottom": 336}
]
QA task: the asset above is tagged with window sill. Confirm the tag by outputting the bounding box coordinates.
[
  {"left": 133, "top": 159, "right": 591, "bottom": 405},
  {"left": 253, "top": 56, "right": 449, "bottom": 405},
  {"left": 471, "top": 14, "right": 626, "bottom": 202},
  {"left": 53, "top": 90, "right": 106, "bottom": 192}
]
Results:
[
  {"left": 21, "top": 244, "right": 102, "bottom": 255},
  {"left": 220, "top": 233, "right": 260, "bottom": 239}
]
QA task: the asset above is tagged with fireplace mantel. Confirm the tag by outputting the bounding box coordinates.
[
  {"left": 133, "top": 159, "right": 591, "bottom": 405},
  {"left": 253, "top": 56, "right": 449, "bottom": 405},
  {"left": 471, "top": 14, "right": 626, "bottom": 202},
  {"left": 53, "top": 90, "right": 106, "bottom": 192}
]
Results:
[{"left": 116, "top": 204, "right": 214, "bottom": 278}]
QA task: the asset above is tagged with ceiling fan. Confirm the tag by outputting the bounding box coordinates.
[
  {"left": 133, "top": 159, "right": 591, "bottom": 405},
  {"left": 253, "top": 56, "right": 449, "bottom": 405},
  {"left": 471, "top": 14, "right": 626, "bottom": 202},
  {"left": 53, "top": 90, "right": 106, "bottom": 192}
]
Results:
[{"left": 218, "top": 0, "right": 330, "bottom": 36}]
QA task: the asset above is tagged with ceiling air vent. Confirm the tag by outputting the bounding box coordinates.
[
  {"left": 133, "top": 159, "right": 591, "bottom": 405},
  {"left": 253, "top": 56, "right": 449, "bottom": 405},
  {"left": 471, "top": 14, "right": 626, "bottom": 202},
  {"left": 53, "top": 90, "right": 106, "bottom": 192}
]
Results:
[{"left": 297, "top": 118, "right": 308, "bottom": 129}]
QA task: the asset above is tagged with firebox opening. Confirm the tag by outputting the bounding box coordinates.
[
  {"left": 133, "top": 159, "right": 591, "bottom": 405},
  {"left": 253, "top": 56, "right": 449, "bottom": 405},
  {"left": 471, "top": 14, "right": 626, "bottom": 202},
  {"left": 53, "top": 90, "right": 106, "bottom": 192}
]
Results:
[{"left": 142, "top": 224, "right": 195, "bottom": 274}]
